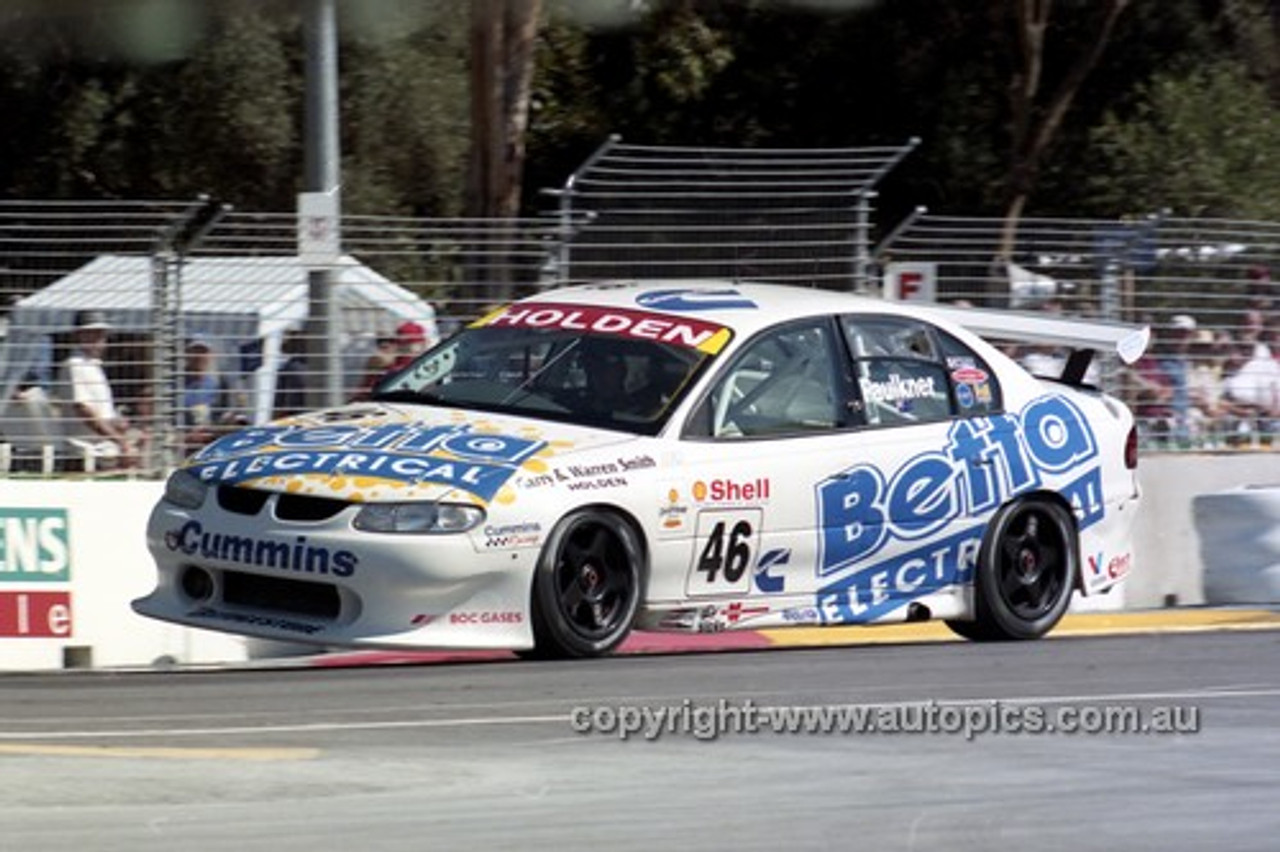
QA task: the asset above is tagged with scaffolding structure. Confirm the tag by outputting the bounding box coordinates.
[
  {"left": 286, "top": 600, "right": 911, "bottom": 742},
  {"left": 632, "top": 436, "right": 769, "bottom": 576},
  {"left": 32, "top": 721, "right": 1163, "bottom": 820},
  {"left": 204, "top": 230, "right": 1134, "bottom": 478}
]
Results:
[{"left": 549, "top": 136, "right": 921, "bottom": 289}]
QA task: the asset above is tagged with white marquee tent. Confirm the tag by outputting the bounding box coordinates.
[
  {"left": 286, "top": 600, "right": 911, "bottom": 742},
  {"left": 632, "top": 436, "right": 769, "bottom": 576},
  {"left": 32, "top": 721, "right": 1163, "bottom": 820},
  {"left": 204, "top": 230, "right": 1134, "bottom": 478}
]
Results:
[{"left": 0, "top": 254, "right": 438, "bottom": 459}]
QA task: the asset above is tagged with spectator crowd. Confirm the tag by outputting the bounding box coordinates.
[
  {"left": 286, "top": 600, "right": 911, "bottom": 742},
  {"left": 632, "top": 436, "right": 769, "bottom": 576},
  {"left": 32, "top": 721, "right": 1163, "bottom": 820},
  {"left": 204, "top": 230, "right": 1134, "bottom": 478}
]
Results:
[{"left": 1126, "top": 266, "right": 1280, "bottom": 449}]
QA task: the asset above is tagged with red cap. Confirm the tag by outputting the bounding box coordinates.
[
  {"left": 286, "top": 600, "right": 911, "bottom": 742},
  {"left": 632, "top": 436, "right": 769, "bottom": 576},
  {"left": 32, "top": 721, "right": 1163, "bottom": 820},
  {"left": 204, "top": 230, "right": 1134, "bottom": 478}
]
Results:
[{"left": 396, "top": 321, "right": 426, "bottom": 344}]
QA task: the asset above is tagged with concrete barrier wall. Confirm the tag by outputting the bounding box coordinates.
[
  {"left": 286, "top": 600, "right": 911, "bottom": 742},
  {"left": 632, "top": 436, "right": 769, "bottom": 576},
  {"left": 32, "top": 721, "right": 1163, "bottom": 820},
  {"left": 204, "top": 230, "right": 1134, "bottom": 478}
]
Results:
[
  {"left": 0, "top": 480, "right": 246, "bottom": 671},
  {"left": 1193, "top": 488, "right": 1280, "bottom": 604},
  {"left": 2, "top": 453, "right": 1278, "bottom": 671},
  {"left": 1129, "top": 453, "right": 1280, "bottom": 608}
]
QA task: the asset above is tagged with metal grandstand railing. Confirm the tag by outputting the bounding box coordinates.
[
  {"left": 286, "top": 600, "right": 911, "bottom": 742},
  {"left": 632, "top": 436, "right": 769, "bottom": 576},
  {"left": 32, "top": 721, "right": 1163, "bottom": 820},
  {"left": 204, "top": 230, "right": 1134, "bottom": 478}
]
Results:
[{"left": 547, "top": 135, "right": 921, "bottom": 288}]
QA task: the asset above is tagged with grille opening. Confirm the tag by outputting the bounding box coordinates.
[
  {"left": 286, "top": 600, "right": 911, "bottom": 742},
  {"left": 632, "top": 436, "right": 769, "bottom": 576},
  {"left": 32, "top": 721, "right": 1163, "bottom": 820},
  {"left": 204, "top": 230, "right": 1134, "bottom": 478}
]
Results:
[
  {"left": 222, "top": 571, "right": 341, "bottom": 619},
  {"left": 218, "top": 486, "right": 270, "bottom": 516},
  {"left": 275, "top": 493, "right": 350, "bottom": 522}
]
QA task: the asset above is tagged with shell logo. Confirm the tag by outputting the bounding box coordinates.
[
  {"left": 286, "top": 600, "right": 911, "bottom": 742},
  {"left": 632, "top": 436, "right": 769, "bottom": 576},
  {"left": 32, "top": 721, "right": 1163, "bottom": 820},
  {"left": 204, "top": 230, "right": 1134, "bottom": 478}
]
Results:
[
  {"left": 692, "top": 481, "right": 708, "bottom": 501},
  {"left": 667, "top": 488, "right": 680, "bottom": 503}
]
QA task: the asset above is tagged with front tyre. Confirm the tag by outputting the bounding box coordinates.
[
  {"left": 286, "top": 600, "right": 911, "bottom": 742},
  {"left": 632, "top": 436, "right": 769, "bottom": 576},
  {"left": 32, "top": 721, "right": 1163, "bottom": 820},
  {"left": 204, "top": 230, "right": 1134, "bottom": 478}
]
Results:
[
  {"left": 524, "top": 509, "right": 643, "bottom": 659},
  {"left": 946, "top": 498, "right": 1078, "bottom": 642}
]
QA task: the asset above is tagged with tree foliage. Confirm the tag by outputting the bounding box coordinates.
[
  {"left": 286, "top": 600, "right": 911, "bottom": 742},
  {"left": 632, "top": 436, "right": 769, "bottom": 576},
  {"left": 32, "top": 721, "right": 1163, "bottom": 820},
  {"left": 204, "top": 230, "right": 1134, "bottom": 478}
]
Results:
[
  {"left": 341, "top": 3, "right": 469, "bottom": 216},
  {"left": 1090, "top": 60, "right": 1280, "bottom": 219},
  {"left": 0, "top": 0, "right": 1276, "bottom": 229}
]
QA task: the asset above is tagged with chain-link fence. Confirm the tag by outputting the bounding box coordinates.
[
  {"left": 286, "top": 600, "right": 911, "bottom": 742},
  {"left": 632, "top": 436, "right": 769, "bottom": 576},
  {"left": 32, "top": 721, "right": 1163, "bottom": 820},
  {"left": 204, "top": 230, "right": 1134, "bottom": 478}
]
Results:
[
  {"left": 877, "top": 214, "right": 1280, "bottom": 450},
  {"left": 0, "top": 199, "right": 564, "bottom": 477}
]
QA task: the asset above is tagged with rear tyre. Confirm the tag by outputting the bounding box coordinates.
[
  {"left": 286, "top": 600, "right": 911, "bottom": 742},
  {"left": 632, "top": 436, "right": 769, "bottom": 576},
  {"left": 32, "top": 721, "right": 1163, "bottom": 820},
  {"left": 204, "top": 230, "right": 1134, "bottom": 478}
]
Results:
[
  {"left": 522, "top": 509, "right": 642, "bottom": 659},
  {"left": 946, "top": 498, "right": 1078, "bottom": 642}
]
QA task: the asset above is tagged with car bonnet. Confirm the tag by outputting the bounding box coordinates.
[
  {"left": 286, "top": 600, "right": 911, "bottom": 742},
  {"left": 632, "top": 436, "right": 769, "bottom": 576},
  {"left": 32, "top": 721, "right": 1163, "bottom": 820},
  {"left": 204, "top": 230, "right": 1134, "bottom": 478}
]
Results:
[{"left": 180, "top": 402, "right": 642, "bottom": 506}]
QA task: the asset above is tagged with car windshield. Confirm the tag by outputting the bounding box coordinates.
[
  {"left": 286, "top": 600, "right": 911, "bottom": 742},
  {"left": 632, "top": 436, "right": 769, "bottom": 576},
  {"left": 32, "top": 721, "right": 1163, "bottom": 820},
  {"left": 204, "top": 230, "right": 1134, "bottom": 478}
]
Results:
[{"left": 372, "top": 321, "right": 718, "bottom": 435}]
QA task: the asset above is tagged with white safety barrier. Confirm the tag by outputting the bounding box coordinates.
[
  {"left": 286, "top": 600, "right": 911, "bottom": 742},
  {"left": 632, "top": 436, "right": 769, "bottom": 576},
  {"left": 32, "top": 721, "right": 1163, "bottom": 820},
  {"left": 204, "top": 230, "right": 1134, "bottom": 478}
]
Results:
[
  {"left": 1193, "top": 486, "right": 1280, "bottom": 605},
  {"left": 4, "top": 453, "right": 1280, "bottom": 671},
  {"left": 0, "top": 480, "right": 247, "bottom": 671},
  {"left": 1130, "top": 453, "right": 1280, "bottom": 608}
]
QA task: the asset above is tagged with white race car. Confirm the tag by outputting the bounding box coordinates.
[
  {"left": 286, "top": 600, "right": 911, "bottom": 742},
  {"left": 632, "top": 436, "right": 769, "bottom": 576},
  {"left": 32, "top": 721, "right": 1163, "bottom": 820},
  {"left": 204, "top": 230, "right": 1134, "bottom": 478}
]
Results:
[{"left": 133, "top": 281, "right": 1148, "bottom": 658}]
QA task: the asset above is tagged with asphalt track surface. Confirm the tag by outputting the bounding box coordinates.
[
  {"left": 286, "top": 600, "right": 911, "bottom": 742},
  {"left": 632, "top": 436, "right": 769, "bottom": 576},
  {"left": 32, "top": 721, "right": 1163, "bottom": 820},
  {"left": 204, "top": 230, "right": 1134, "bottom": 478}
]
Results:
[{"left": 2, "top": 617, "right": 1279, "bottom": 852}]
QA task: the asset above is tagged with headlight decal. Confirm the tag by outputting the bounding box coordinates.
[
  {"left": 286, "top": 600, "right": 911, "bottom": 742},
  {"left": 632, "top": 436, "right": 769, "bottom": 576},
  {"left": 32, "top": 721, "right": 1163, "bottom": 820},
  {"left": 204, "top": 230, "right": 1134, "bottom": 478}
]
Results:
[
  {"left": 352, "top": 502, "right": 485, "bottom": 534},
  {"left": 164, "top": 469, "right": 209, "bottom": 509}
]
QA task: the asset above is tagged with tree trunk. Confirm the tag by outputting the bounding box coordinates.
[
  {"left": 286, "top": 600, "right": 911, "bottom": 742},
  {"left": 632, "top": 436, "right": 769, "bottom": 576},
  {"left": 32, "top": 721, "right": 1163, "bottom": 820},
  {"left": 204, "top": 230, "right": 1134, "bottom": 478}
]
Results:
[
  {"left": 467, "top": 0, "right": 542, "bottom": 303},
  {"left": 993, "top": 0, "right": 1130, "bottom": 303}
]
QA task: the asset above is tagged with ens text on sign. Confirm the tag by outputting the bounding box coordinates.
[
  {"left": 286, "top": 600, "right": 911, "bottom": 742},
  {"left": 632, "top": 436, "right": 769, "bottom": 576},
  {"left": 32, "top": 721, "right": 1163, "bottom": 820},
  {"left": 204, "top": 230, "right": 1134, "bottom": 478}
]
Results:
[{"left": 0, "top": 509, "right": 71, "bottom": 581}]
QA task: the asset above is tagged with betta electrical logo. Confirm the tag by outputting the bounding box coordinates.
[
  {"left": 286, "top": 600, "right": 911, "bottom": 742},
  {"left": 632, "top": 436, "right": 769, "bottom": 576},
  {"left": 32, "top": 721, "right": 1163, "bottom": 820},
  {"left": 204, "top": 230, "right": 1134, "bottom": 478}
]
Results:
[
  {"left": 188, "top": 423, "right": 546, "bottom": 501},
  {"left": 814, "top": 395, "right": 1106, "bottom": 625}
]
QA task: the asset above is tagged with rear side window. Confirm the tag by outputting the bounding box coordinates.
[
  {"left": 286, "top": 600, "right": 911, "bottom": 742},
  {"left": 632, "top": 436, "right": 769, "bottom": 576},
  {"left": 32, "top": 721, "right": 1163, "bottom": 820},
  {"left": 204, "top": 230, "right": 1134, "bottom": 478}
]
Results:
[
  {"left": 936, "top": 328, "right": 1001, "bottom": 417},
  {"left": 840, "top": 316, "right": 1000, "bottom": 426}
]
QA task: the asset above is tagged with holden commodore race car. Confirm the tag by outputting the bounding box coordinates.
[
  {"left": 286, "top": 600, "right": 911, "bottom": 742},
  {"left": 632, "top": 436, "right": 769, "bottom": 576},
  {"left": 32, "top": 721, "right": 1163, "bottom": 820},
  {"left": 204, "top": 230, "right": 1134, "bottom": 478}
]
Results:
[{"left": 133, "top": 281, "right": 1149, "bottom": 658}]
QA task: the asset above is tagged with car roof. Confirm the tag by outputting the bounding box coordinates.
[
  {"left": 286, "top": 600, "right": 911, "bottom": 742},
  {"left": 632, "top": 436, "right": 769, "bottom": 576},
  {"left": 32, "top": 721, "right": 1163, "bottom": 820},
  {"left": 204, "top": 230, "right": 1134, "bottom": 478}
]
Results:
[
  {"left": 519, "top": 280, "right": 1150, "bottom": 371},
  {"left": 521, "top": 280, "right": 924, "bottom": 340}
]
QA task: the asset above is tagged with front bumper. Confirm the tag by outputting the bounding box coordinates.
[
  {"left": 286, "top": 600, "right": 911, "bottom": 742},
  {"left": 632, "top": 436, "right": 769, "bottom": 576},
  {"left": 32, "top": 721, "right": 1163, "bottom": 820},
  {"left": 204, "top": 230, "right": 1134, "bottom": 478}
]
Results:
[{"left": 132, "top": 490, "right": 539, "bottom": 650}]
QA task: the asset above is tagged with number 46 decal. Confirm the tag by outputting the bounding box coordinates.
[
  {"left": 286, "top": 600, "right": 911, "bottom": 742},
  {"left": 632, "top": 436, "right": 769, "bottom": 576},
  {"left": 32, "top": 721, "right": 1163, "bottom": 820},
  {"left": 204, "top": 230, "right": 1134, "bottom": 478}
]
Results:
[{"left": 685, "top": 509, "right": 762, "bottom": 597}]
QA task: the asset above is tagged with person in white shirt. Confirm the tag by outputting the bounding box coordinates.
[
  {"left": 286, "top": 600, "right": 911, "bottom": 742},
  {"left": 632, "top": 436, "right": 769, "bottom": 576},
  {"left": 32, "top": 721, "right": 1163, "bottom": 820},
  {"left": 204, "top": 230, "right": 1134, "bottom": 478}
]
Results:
[
  {"left": 58, "top": 310, "right": 138, "bottom": 469},
  {"left": 1221, "top": 334, "right": 1280, "bottom": 446}
]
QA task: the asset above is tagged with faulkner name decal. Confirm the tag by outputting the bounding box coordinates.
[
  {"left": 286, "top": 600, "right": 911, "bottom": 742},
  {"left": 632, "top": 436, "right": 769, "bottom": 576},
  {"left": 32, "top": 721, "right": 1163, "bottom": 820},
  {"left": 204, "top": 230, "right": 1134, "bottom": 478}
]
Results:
[
  {"left": 814, "top": 395, "right": 1105, "bottom": 623},
  {"left": 187, "top": 423, "right": 546, "bottom": 501},
  {"left": 859, "top": 373, "right": 939, "bottom": 406}
]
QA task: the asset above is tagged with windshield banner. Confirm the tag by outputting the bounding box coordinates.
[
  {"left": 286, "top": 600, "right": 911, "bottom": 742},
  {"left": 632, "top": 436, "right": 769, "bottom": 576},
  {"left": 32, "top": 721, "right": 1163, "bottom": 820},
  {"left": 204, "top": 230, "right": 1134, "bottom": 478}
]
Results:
[{"left": 473, "top": 302, "right": 732, "bottom": 354}]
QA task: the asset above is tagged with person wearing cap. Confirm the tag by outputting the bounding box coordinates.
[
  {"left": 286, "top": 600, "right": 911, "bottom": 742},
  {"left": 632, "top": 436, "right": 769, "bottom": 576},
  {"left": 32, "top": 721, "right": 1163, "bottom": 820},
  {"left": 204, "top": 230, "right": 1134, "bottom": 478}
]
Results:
[
  {"left": 1129, "top": 314, "right": 1197, "bottom": 448},
  {"left": 391, "top": 320, "right": 429, "bottom": 370},
  {"left": 56, "top": 309, "right": 138, "bottom": 469},
  {"left": 351, "top": 322, "right": 430, "bottom": 398},
  {"left": 1164, "top": 315, "right": 1198, "bottom": 447},
  {"left": 272, "top": 329, "right": 310, "bottom": 419},
  {"left": 1187, "top": 328, "right": 1229, "bottom": 447},
  {"left": 180, "top": 338, "right": 244, "bottom": 452},
  {"left": 357, "top": 330, "right": 400, "bottom": 396},
  {"left": 1221, "top": 326, "right": 1280, "bottom": 446}
]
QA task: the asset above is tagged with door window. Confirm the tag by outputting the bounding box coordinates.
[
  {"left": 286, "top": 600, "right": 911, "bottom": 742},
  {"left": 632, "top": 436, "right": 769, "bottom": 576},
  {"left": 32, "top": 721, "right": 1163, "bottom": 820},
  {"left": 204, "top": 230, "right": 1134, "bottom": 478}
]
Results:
[{"left": 690, "top": 320, "right": 842, "bottom": 439}]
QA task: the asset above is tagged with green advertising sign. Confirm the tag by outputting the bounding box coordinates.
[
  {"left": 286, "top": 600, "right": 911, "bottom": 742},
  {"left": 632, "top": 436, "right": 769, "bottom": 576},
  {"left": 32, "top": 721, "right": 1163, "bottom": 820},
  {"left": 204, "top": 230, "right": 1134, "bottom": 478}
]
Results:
[{"left": 0, "top": 509, "right": 71, "bottom": 582}]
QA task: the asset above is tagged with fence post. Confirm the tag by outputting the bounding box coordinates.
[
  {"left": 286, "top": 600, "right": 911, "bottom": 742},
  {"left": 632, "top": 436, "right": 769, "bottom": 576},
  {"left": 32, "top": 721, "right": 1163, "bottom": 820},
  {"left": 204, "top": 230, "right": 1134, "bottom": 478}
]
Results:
[
  {"left": 553, "top": 134, "right": 618, "bottom": 283},
  {"left": 852, "top": 190, "right": 874, "bottom": 293},
  {"left": 150, "top": 197, "right": 230, "bottom": 472}
]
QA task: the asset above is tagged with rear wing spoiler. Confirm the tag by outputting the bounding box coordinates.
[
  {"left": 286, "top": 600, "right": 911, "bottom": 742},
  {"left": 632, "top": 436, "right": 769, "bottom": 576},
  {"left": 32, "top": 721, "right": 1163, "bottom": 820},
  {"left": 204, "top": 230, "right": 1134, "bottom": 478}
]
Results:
[{"left": 922, "top": 305, "right": 1150, "bottom": 386}]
